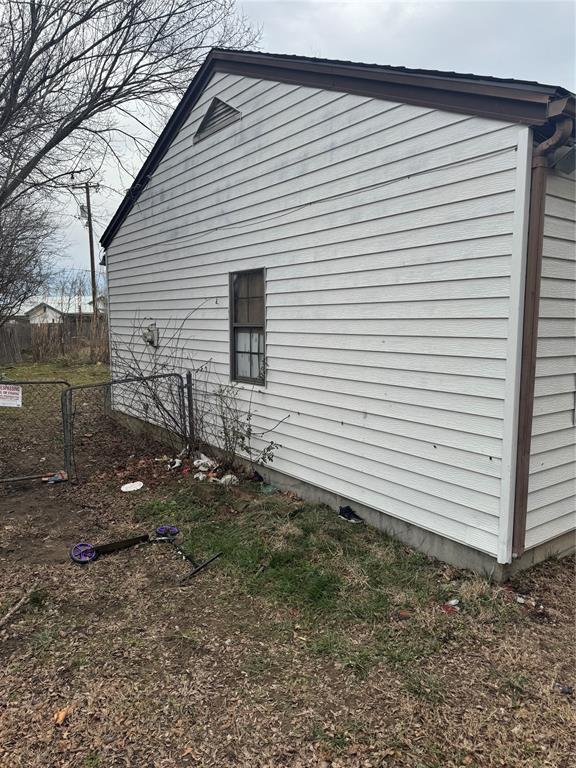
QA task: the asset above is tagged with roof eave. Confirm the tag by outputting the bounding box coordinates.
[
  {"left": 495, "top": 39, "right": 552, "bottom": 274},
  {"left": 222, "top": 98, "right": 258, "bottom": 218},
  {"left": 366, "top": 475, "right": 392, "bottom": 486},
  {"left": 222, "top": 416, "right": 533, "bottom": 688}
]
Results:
[{"left": 100, "top": 49, "right": 574, "bottom": 253}]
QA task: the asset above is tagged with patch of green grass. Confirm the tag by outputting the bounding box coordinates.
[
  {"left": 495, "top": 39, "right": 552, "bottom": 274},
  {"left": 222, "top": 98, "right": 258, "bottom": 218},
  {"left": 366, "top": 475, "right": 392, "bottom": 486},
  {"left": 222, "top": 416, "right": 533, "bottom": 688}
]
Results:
[
  {"left": 262, "top": 549, "right": 342, "bottom": 609},
  {"left": 310, "top": 631, "right": 346, "bottom": 657},
  {"left": 137, "top": 486, "right": 448, "bottom": 622},
  {"left": 241, "top": 651, "right": 280, "bottom": 678},
  {"left": 30, "top": 627, "right": 58, "bottom": 652},
  {"left": 174, "top": 630, "right": 205, "bottom": 651},
  {"left": 500, "top": 673, "right": 530, "bottom": 700},
  {"left": 309, "top": 725, "right": 350, "bottom": 752},
  {"left": 136, "top": 481, "right": 521, "bottom": 688},
  {"left": 82, "top": 754, "right": 102, "bottom": 768},
  {"left": 377, "top": 625, "right": 445, "bottom": 668},
  {"left": 402, "top": 670, "right": 444, "bottom": 703},
  {"left": 311, "top": 633, "right": 377, "bottom": 678},
  {"left": 28, "top": 588, "right": 47, "bottom": 608},
  {"left": 1, "top": 359, "right": 109, "bottom": 385},
  {"left": 71, "top": 653, "right": 91, "bottom": 670},
  {"left": 340, "top": 647, "right": 376, "bottom": 678}
]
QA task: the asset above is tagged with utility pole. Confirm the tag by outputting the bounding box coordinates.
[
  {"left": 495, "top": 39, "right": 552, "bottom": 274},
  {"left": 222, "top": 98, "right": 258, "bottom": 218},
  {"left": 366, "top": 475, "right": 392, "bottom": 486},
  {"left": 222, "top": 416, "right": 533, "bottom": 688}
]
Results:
[{"left": 84, "top": 182, "right": 97, "bottom": 318}]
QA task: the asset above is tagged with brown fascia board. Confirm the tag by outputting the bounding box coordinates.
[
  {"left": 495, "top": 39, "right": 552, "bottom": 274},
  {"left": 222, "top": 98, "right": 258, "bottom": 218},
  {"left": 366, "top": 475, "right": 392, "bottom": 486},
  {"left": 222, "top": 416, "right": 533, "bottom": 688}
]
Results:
[
  {"left": 213, "top": 50, "right": 565, "bottom": 123},
  {"left": 100, "top": 49, "right": 574, "bottom": 252}
]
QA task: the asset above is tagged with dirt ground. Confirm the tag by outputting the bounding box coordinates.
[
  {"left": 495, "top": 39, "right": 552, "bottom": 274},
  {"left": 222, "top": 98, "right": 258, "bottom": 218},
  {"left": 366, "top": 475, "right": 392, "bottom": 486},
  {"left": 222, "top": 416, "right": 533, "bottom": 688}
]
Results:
[{"left": 1, "top": 457, "right": 575, "bottom": 768}]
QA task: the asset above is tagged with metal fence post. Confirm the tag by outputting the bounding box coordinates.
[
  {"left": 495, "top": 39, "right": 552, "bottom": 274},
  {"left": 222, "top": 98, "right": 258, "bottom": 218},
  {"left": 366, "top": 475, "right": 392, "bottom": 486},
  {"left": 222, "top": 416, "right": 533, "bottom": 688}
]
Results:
[
  {"left": 186, "top": 370, "right": 195, "bottom": 452},
  {"left": 61, "top": 387, "right": 74, "bottom": 481},
  {"left": 175, "top": 374, "right": 187, "bottom": 454}
]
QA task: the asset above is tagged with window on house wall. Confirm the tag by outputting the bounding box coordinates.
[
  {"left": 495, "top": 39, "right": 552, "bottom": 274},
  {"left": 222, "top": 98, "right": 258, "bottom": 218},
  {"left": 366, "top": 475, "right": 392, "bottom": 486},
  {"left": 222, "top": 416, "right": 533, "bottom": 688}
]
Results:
[{"left": 230, "top": 269, "right": 265, "bottom": 385}]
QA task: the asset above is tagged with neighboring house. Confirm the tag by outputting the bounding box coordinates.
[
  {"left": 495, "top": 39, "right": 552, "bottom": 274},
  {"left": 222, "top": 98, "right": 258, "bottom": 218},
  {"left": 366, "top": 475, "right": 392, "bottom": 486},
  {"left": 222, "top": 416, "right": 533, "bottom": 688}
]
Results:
[
  {"left": 100, "top": 50, "right": 575, "bottom": 578},
  {"left": 19, "top": 295, "right": 104, "bottom": 324},
  {"left": 26, "top": 302, "right": 67, "bottom": 325}
]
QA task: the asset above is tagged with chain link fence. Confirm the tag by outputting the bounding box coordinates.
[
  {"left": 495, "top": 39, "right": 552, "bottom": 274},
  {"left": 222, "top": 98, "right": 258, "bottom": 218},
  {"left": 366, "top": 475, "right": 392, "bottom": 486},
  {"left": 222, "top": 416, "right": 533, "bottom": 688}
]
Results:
[
  {"left": 0, "top": 380, "right": 69, "bottom": 483},
  {"left": 62, "top": 374, "right": 188, "bottom": 481}
]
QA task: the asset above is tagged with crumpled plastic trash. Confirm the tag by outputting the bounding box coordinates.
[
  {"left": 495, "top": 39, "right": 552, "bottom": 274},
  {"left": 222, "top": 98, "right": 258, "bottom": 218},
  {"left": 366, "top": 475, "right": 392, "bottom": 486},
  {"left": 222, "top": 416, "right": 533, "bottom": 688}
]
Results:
[
  {"left": 193, "top": 472, "right": 206, "bottom": 482},
  {"left": 440, "top": 603, "right": 460, "bottom": 614},
  {"left": 121, "top": 481, "right": 144, "bottom": 492},
  {"left": 219, "top": 474, "right": 239, "bottom": 486},
  {"left": 193, "top": 453, "right": 217, "bottom": 472},
  {"left": 167, "top": 458, "right": 182, "bottom": 471},
  {"left": 42, "top": 470, "right": 68, "bottom": 484}
]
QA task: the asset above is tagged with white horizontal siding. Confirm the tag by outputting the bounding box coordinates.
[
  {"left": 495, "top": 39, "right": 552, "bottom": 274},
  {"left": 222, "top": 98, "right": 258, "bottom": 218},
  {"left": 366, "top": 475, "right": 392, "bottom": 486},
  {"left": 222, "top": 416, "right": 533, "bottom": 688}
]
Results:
[
  {"left": 106, "top": 73, "right": 526, "bottom": 558},
  {"left": 526, "top": 171, "right": 576, "bottom": 550}
]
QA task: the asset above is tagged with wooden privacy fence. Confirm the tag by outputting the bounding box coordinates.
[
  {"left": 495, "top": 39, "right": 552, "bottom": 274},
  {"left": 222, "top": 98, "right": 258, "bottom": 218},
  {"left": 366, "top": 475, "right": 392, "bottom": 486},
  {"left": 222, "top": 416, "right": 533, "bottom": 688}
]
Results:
[
  {"left": 30, "top": 316, "right": 107, "bottom": 362},
  {"left": 0, "top": 322, "right": 32, "bottom": 363},
  {"left": 0, "top": 316, "right": 108, "bottom": 364}
]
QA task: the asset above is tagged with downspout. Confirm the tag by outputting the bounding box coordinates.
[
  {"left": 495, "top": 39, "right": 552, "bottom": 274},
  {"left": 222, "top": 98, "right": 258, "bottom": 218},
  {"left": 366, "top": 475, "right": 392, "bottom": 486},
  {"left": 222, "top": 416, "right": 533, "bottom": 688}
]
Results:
[{"left": 512, "top": 117, "right": 573, "bottom": 557}]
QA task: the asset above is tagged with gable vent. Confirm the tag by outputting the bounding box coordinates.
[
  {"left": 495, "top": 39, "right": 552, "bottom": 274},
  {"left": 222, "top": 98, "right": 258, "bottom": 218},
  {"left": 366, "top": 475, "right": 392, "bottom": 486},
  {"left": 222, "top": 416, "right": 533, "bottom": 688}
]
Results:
[{"left": 193, "top": 98, "right": 241, "bottom": 143}]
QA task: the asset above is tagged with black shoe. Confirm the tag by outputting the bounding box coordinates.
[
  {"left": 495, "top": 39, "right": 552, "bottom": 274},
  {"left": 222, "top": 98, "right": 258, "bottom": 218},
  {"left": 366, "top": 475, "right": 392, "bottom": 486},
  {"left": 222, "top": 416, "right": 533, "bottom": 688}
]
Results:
[{"left": 338, "top": 505, "right": 363, "bottom": 524}]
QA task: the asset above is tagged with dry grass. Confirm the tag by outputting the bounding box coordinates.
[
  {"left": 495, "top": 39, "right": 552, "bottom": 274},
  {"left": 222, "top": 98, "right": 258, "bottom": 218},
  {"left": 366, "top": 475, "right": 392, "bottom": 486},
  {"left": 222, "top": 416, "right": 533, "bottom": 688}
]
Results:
[
  {"left": 1, "top": 359, "right": 109, "bottom": 385},
  {"left": 0, "top": 471, "right": 574, "bottom": 768}
]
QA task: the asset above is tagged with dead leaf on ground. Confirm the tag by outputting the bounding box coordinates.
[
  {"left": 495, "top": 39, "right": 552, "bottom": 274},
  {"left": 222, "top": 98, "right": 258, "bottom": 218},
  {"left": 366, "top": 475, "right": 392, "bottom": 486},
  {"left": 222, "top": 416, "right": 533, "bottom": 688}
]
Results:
[{"left": 53, "top": 705, "right": 72, "bottom": 726}]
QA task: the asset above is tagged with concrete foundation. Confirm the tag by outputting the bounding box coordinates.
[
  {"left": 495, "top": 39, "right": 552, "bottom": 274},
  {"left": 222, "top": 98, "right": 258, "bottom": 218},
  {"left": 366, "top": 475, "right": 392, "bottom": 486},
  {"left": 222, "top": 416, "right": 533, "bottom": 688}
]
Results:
[
  {"left": 110, "top": 409, "right": 575, "bottom": 581},
  {"left": 256, "top": 463, "right": 576, "bottom": 582}
]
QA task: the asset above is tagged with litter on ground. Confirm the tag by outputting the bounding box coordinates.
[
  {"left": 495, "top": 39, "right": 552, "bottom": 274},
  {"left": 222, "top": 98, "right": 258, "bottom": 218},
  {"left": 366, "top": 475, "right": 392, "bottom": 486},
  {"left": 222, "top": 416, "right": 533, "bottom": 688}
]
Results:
[{"left": 120, "top": 481, "right": 144, "bottom": 492}]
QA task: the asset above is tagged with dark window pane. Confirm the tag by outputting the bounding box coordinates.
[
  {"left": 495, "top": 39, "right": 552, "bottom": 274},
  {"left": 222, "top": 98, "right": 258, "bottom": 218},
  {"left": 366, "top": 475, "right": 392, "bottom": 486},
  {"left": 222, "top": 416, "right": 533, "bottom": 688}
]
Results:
[
  {"left": 235, "top": 298, "right": 249, "bottom": 323},
  {"left": 248, "top": 271, "right": 264, "bottom": 298},
  {"left": 235, "top": 274, "right": 250, "bottom": 298},
  {"left": 248, "top": 297, "right": 264, "bottom": 324}
]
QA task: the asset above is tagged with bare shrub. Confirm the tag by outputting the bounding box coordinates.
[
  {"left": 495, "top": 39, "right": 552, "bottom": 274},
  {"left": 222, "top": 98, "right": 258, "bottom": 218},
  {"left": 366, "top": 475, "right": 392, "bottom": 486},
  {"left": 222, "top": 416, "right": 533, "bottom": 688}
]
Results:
[
  {"left": 0, "top": 201, "right": 56, "bottom": 326},
  {"left": 30, "top": 316, "right": 108, "bottom": 364},
  {"left": 111, "top": 313, "right": 286, "bottom": 470}
]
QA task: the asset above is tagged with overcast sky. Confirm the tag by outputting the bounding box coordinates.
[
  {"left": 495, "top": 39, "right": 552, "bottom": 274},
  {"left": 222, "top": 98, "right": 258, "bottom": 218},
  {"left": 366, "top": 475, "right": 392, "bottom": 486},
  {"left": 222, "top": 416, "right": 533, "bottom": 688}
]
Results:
[{"left": 65, "top": 0, "right": 575, "bottom": 280}]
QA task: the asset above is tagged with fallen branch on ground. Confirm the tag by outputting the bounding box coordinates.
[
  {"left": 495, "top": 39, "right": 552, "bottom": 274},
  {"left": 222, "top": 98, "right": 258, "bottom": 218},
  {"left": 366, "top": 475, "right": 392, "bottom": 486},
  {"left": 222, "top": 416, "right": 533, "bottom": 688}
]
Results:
[{"left": 0, "top": 585, "right": 38, "bottom": 630}]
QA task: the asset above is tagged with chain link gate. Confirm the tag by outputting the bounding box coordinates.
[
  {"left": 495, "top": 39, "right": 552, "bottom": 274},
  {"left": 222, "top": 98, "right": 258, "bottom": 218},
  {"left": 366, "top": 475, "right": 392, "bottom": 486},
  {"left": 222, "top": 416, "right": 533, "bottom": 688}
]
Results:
[
  {"left": 0, "top": 380, "right": 70, "bottom": 483},
  {"left": 61, "top": 374, "right": 188, "bottom": 482}
]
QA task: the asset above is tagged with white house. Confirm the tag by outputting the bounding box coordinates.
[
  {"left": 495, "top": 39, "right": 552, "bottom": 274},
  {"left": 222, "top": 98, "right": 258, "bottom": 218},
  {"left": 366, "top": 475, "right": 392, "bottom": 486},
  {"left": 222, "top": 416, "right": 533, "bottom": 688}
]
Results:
[
  {"left": 101, "top": 50, "right": 575, "bottom": 578},
  {"left": 21, "top": 295, "right": 97, "bottom": 324}
]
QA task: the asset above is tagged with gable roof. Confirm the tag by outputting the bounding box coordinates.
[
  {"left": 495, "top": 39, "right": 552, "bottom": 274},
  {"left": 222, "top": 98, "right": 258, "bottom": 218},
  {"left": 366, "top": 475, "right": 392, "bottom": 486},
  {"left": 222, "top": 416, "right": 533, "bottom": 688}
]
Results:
[
  {"left": 21, "top": 295, "right": 95, "bottom": 316},
  {"left": 24, "top": 302, "right": 63, "bottom": 317},
  {"left": 100, "top": 48, "right": 575, "bottom": 252}
]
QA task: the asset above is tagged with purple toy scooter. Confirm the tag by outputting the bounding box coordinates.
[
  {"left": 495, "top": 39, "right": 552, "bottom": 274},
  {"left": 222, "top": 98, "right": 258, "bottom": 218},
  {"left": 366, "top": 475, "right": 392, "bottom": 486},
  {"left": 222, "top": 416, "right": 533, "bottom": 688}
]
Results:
[{"left": 69, "top": 525, "right": 222, "bottom": 581}]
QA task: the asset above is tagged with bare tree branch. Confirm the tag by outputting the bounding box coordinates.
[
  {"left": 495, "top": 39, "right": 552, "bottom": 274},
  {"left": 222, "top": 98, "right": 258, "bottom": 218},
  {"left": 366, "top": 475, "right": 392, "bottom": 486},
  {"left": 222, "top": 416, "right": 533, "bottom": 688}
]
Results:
[
  {"left": 0, "top": 0, "right": 259, "bottom": 210},
  {"left": 0, "top": 199, "right": 57, "bottom": 325}
]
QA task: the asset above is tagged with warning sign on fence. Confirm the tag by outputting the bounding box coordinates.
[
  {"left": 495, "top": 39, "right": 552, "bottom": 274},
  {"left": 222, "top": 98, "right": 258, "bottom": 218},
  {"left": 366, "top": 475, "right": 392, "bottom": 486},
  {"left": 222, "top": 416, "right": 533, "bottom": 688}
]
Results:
[{"left": 0, "top": 384, "right": 22, "bottom": 408}]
